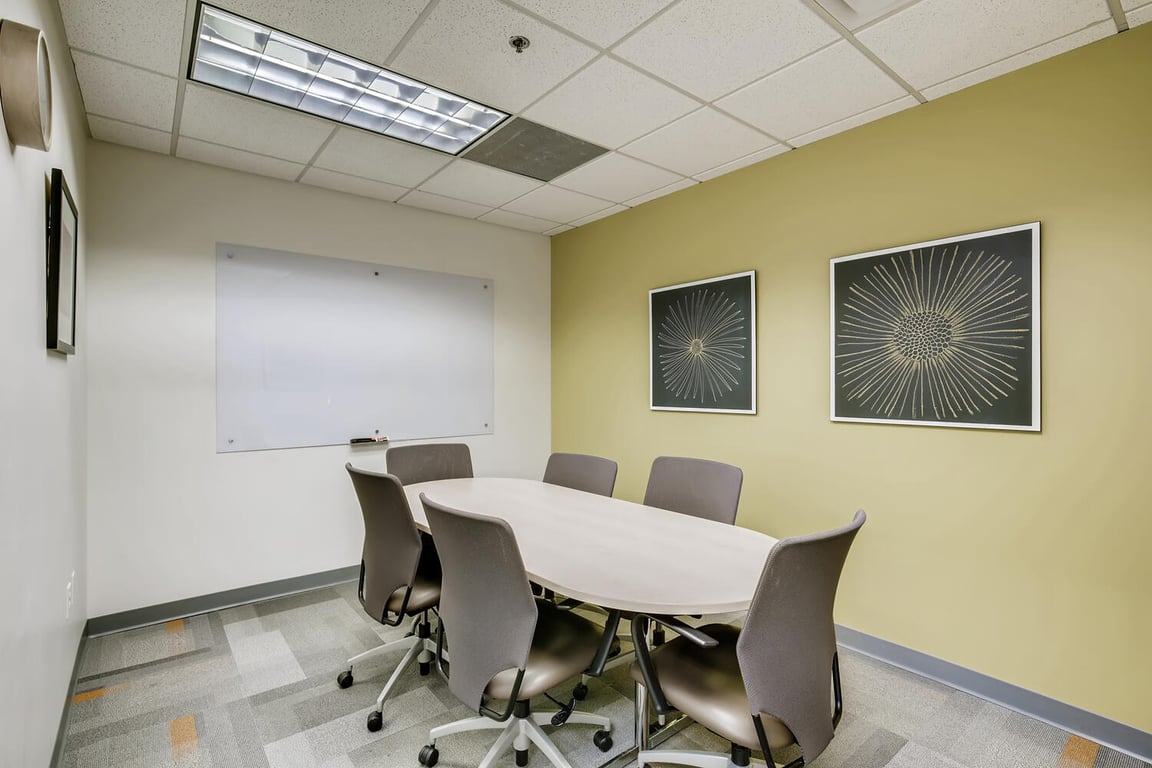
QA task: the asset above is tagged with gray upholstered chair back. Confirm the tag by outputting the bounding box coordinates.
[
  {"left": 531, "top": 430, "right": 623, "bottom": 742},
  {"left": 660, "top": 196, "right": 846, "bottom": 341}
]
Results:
[
  {"left": 643, "top": 456, "right": 743, "bottom": 525},
  {"left": 542, "top": 452, "right": 618, "bottom": 497},
  {"left": 345, "top": 463, "right": 423, "bottom": 622},
  {"left": 386, "top": 443, "right": 473, "bottom": 485},
  {"left": 421, "top": 494, "right": 538, "bottom": 712},
  {"left": 736, "top": 510, "right": 866, "bottom": 764}
]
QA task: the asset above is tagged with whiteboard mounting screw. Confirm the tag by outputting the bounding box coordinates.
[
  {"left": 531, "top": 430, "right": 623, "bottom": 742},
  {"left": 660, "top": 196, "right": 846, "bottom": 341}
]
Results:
[
  {"left": 509, "top": 35, "right": 530, "bottom": 53},
  {"left": 227, "top": 438, "right": 234, "bottom": 444}
]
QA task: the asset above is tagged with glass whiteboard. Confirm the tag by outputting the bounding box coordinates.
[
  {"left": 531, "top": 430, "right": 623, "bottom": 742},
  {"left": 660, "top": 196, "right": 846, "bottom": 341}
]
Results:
[{"left": 216, "top": 243, "right": 494, "bottom": 452}]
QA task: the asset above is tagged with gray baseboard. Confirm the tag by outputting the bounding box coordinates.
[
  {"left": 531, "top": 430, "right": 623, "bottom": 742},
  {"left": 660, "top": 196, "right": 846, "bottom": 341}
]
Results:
[
  {"left": 836, "top": 624, "right": 1151, "bottom": 763},
  {"left": 87, "top": 565, "right": 360, "bottom": 637},
  {"left": 51, "top": 622, "right": 89, "bottom": 768}
]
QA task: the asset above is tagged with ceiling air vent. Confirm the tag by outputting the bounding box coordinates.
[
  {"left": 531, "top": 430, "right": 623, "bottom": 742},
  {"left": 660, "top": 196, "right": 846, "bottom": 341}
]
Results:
[{"left": 463, "top": 117, "right": 608, "bottom": 182}]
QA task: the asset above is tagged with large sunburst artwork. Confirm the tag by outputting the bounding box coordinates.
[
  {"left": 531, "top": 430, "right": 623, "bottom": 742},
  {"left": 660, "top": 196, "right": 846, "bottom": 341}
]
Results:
[
  {"left": 650, "top": 271, "right": 756, "bottom": 413},
  {"left": 831, "top": 223, "right": 1040, "bottom": 430}
]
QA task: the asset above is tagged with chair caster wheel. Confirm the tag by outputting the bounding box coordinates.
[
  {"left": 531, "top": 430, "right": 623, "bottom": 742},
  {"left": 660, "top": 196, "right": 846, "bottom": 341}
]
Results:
[
  {"left": 419, "top": 660, "right": 432, "bottom": 676},
  {"left": 367, "top": 710, "right": 383, "bottom": 732},
  {"left": 594, "top": 730, "right": 613, "bottom": 752},
  {"left": 572, "top": 682, "right": 588, "bottom": 701},
  {"left": 652, "top": 627, "right": 666, "bottom": 646},
  {"left": 515, "top": 748, "right": 529, "bottom": 766},
  {"left": 336, "top": 671, "right": 353, "bottom": 689},
  {"left": 418, "top": 745, "right": 439, "bottom": 766}
]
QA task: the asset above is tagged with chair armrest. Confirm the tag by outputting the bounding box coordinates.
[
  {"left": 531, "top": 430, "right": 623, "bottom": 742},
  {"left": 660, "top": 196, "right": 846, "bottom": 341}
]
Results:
[{"left": 630, "top": 614, "right": 718, "bottom": 716}]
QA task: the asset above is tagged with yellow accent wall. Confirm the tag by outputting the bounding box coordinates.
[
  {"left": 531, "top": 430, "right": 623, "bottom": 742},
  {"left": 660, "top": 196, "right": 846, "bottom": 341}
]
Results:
[{"left": 552, "top": 26, "right": 1152, "bottom": 731}]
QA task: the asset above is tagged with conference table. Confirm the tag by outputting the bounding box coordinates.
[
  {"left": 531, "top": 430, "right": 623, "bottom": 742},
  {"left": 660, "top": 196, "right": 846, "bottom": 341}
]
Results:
[{"left": 402, "top": 477, "right": 779, "bottom": 762}]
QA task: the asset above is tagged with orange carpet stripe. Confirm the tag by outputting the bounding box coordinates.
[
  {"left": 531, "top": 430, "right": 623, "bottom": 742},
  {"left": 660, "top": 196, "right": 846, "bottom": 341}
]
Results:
[
  {"left": 72, "top": 684, "right": 127, "bottom": 704},
  {"left": 1058, "top": 734, "right": 1099, "bottom": 766},
  {"left": 165, "top": 619, "right": 185, "bottom": 634},
  {"left": 170, "top": 714, "right": 199, "bottom": 759}
]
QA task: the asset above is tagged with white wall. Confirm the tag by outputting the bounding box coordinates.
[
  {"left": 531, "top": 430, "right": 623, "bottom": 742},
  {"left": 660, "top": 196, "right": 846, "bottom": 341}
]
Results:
[
  {"left": 85, "top": 142, "right": 552, "bottom": 617},
  {"left": 0, "top": 0, "right": 89, "bottom": 764}
]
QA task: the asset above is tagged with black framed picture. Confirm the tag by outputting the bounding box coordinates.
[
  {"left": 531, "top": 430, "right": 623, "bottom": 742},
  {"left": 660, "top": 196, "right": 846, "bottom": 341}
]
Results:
[
  {"left": 650, "top": 270, "right": 756, "bottom": 414},
  {"left": 831, "top": 222, "right": 1040, "bottom": 431},
  {"left": 47, "top": 167, "right": 77, "bottom": 355}
]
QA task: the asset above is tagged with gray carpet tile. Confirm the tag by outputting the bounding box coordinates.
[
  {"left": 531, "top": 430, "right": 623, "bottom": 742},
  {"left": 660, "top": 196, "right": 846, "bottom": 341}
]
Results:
[{"left": 61, "top": 588, "right": 1151, "bottom": 768}]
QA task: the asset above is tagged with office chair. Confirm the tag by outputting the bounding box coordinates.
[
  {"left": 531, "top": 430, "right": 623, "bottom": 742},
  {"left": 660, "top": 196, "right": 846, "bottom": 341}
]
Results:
[
  {"left": 629, "top": 510, "right": 867, "bottom": 768},
  {"left": 542, "top": 452, "right": 619, "bottom": 497},
  {"left": 644, "top": 455, "right": 744, "bottom": 525},
  {"left": 338, "top": 464, "right": 442, "bottom": 733},
  {"left": 386, "top": 442, "right": 473, "bottom": 485},
  {"left": 417, "top": 494, "right": 614, "bottom": 768}
]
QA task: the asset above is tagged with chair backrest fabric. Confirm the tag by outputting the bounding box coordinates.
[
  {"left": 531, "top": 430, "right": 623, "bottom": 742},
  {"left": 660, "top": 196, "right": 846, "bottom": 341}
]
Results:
[
  {"left": 345, "top": 463, "right": 423, "bottom": 622},
  {"left": 642, "top": 456, "right": 743, "bottom": 525},
  {"left": 421, "top": 494, "right": 538, "bottom": 713},
  {"left": 386, "top": 443, "right": 474, "bottom": 486},
  {"left": 736, "top": 510, "right": 866, "bottom": 764},
  {"left": 542, "top": 452, "right": 618, "bottom": 497}
]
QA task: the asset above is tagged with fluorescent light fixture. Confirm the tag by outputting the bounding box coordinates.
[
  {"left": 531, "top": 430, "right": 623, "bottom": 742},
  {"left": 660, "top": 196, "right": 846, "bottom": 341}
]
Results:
[{"left": 188, "top": 4, "right": 508, "bottom": 155}]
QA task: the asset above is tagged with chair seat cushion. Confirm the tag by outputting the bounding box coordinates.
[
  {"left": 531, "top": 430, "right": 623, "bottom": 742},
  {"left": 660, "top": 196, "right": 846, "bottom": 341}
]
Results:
[
  {"left": 487, "top": 600, "right": 604, "bottom": 701},
  {"left": 629, "top": 623, "right": 796, "bottom": 752},
  {"left": 386, "top": 573, "right": 440, "bottom": 615}
]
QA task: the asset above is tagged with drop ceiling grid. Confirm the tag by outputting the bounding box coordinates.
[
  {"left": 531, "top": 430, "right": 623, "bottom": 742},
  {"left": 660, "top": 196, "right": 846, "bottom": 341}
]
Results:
[
  {"left": 179, "top": 85, "right": 333, "bottom": 163},
  {"left": 617, "top": 108, "right": 781, "bottom": 178},
  {"left": 177, "top": 138, "right": 305, "bottom": 180},
  {"left": 417, "top": 161, "right": 543, "bottom": 208},
  {"left": 550, "top": 153, "right": 685, "bottom": 203},
  {"left": 57, "top": 0, "right": 187, "bottom": 76},
  {"left": 88, "top": 116, "right": 172, "bottom": 155},
  {"left": 310, "top": 128, "right": 453, "bottom": 188},
  {"left": 72, "top": 53, "right": 179, "bottom": 132}
]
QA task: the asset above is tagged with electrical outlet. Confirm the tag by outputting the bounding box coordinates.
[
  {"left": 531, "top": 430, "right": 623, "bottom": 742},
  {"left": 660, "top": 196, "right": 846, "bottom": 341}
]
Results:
[{"left": 65, "top": 570, "right": 75, "bottom": 620}]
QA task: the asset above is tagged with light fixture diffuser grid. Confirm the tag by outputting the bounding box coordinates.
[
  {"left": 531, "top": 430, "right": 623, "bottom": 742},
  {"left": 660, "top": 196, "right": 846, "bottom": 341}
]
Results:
[{"left": 188, "top": 4, "right": 508, "bottom": 155}]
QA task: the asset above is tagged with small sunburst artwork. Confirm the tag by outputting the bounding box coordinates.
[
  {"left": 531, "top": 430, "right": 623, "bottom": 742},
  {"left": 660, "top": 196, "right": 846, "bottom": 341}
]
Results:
[
  {"left": 831, "top": 223, "right": 1040, "bottom": 431},
  {"left": 650, "top": 271, "right": 756, "bottom": 414}
]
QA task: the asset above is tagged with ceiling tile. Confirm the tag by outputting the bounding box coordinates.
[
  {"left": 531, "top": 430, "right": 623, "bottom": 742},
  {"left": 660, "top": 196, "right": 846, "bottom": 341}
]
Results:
[
  {"left": 88, "top": 115, "right": 171, "bottom": 155},
  {"left": 512, "top": 0, "right": 677, "bottom": 47},
  {"left": 523, "top": 57, "right": 699, "bottom": 149},
  {"left": 790, "top": 95, "right": 918, "bottom": 146},
  {"left": 553, "top": 153, "right": 684, "bottom": 203},
  {"left": 620, "top": 108, "right": 776, "bottom": 177},
  {"left": 1128, "top": 3, "right": 1152, "bottom": 24},
  {"left": 1122, "top": 0, "right": 1149, "bottom": 9},
  {"left": 857, "top": 0, "right": 1112, "bottom": 91},
  {"left": 479, "top": 210, "right": 558, "bottom": 233},
  {"left": 180, "top": 84, "right": 333, "bottom": 163},
  {"left": 224, "top": 0, "right": 432, "bottom": 64},
  {"left": 570, "top": 204, "right": 628, "bottom": 227},
  {"left": 177, "top": 138, "right": 305, "bottom": 180},
  {"left": 502, "top": 185, "right": 613, "bottom": 223},
  {"left": 418, "top": 160, "right": 542, "bottom": 207},
  {"left": 625, "top": 178, "right": 697, "bottom": 207},
  {"left": 398, "top": 191, "right": 493, "bottom": 219},
  {"left": 693, "top": 145, "right": 791, "bottom": 182},
  {"left": 58, "top": 0, "right": 186, "bottom": 76},
  {"left": 717, "top": 41, "right": 908, "bottom": 141},
  {"left": 390, "top": 0, "right": 597, "bottom": 112},
  {"left": 544, "top": 225, "right": 575, "bottom": 236},
  {"left": 613, "top": 0, "right": 840, "bottom": 101},
  {"left": 72, "top": 53, "right": 176, "bottom": 131},
  {"left": 299, "top": 168, "right": 408, "bottom": 201},
  {"left": 311, "top": 128, "right": 451, "bottom": 187},
  {"left": 809, "top": 0, "right": 921, "bottom": 31},
  {"left": 921, "top": 23, "right": 1113, "bottom": 100}
]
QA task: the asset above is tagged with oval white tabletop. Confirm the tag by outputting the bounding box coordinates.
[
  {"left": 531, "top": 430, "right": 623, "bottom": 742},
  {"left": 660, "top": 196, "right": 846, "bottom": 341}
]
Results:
[{"left": 403, "top": 477, "right": 778, "bottom": 616}]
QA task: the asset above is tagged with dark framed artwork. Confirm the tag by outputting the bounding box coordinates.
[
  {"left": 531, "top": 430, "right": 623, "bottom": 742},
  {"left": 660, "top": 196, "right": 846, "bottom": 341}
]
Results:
[
  {"left": 47, "top": 167, "right": 77, "bottom": 354},
  {"left": 831, "top": 222, "right": 1040, "bottom": 431},
  {"left": 650, "top": 270, "right": 756, "bottom": 414}
]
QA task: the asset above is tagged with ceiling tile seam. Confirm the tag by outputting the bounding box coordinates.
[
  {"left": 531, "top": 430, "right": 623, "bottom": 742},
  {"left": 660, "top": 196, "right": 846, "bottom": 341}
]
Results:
[
  {"left": 496, "top": 0, "right": 615, "bottom": 51},
  {"left": 384, "top": 0, "right": 444, "bottom": 68},
  {"left": 496, "top": 190, "right": 616, "bottom": 225},
  {"left": 170, "top": 0, "right": 201, "bottom": 156},
  {"left": 610, "top": 141, "right": 783, "bottom": 183},
  {"left": 505, "top": 52, "right": 612, "bottom": 127},
  {"left": 833, "top": 0, "right": 927, "bottom": 36},
  {"left": 919, "top": 20, "right": 1119, "bottom": 94},
  {"left": 1106, "top": 0, "right": 1130, "bottom": 31},
  {"left": 785, "top": 93, "right": 914, "bottom": 144},
  {"left": 394, "top": 189, "right": 495, "bottom": 218},
  {"left": 798, "top": 0, "right": 927, "bottom": 104},
  {"left": 84, "top": 111, "right": 172, "bottom": 136},
  {"left": 173, "top": 134, "right": 307, "bottom": 167},
  {"left": 604, "top": 0, "right": 694, "bottom": 54},
  {"left": 294, "top": 127, "right": 343, "bottom": 183},
  {"left": 550, "top": 153, "right": 689, "bottom": 196},
  {"left": 65, "top": 46, "right": 178, "bottom": 80}
]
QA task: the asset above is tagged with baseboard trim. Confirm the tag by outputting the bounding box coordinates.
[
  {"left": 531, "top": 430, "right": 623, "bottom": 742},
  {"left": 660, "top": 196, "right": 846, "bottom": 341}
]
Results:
[
  {"left": 836, "top": 624, "right": 1151, "bottom": 763},
  {"left": 50, "top": 621, "right": 89, "bottom": 768},
  {"left": 87, "top": 565, "right": 360, "bottom": 637}
]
